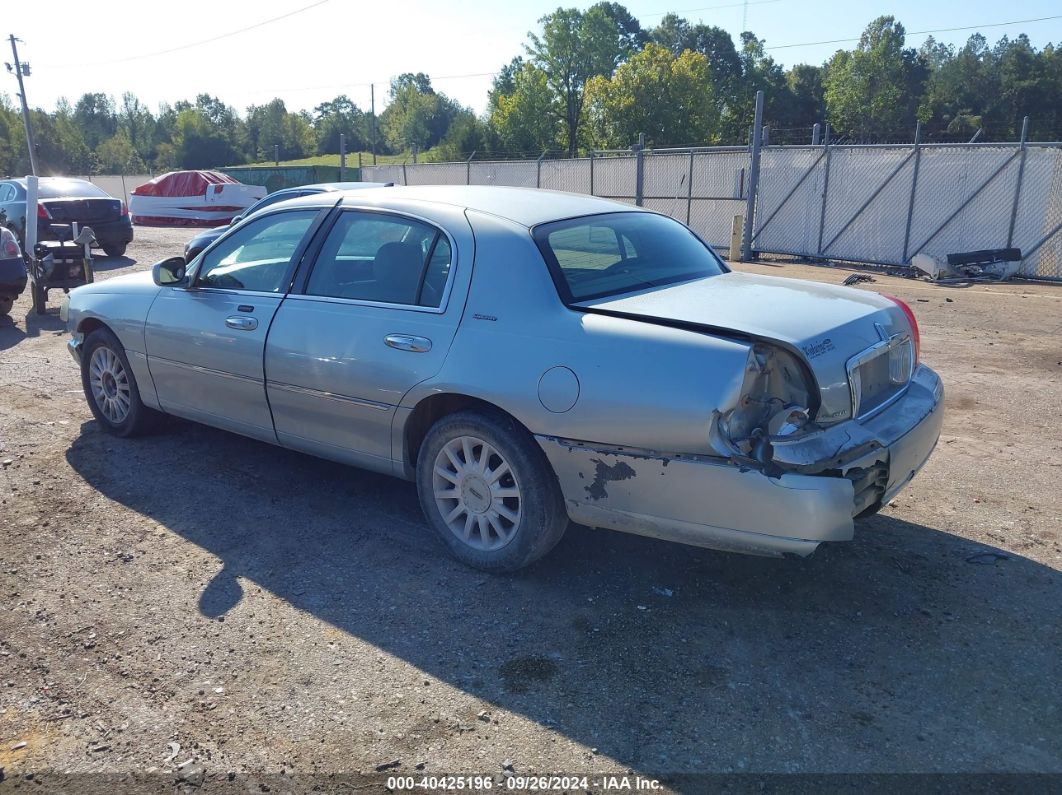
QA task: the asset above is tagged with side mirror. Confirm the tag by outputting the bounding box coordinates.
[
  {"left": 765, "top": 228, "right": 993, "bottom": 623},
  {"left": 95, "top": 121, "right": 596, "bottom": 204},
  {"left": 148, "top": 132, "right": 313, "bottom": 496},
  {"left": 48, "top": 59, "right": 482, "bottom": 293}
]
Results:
[
  {"left": 229, "top": 215, "right": 243, "bottom": 226},
  {"left": 152, "top": 256, "right": 188, "bottom": 286}
]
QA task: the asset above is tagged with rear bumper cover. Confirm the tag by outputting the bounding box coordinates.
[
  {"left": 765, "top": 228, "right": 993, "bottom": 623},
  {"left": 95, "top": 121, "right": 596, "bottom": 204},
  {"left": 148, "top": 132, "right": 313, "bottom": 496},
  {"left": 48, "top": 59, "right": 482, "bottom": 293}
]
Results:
[{"left": 537, "top": 364, "right": 943, "bottom": 557}]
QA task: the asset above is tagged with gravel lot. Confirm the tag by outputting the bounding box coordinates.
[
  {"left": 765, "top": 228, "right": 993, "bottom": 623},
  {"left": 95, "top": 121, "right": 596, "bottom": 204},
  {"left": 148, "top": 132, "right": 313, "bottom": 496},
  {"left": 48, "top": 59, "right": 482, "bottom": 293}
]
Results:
[{"left": 1, "top": 226, "right": 1061, "bottom": 786}]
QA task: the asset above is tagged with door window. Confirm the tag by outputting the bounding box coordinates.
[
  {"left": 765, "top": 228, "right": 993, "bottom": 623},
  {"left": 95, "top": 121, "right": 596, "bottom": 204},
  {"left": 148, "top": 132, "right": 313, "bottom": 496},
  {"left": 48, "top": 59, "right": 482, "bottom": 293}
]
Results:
[
  {"left": 196, "top": 210, "right": 318, "bottom": 293},
  {"left": 0, "top": 183, "right": 14, "bottom": 202},
  {"left": 306, "top": 212, "right": 451, "bottom": 307}
]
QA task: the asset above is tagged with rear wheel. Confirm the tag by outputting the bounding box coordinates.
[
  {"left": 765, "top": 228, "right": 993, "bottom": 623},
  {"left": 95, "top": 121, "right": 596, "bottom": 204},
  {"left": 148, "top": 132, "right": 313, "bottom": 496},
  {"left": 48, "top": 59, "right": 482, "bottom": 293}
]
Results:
[
  {"left": 81, "top": 328, "right": 160, "bottom": 437},
  {"left": 416, "top": 410, "right": 568, "bottom": 572},
  {"left": 102, "top": 243, "right": 127, "bottom": 258}
]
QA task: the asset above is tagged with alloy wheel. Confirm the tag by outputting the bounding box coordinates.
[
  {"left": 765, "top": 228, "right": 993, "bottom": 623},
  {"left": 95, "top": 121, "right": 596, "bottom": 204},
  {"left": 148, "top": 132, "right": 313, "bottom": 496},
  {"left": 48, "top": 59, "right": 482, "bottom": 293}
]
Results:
[{"left": 432, "top": 435, "right": 522, "bottom": 551}]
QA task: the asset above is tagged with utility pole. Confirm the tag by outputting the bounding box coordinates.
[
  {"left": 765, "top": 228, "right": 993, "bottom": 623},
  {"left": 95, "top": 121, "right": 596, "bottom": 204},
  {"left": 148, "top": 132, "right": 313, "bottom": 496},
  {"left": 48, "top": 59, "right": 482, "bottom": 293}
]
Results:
[
  {"left": 370, "top": 83, "right": 377, "bottom": 166},
  {"left": 6, "top": 35, "right": 38, "bottom": 175}
]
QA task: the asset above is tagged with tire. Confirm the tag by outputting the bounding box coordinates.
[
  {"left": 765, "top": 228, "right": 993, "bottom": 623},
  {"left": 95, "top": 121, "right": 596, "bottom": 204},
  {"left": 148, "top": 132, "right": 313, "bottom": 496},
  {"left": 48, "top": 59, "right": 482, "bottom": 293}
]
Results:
[
  {"left": 416, "top": 409, "right": 568, "bottom": 572},
  {"left": 31, "top": 282, "right": 46, "bottom": 315},
  {"left": 0, "top": 295, "right": 12, "bottom": 316},
  {"left": 102, "top": 243, "right": 127, "bottom": 258},
  {"left": 80, "top": 328, "right": 160, "bottom": 437}
]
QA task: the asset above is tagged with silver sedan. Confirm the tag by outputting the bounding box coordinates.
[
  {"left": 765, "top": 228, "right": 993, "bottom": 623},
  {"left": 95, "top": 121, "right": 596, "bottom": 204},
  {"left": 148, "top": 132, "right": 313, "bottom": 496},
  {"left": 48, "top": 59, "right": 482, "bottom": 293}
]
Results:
[{"left": 61, "top": 186, "right": 943, "bottom": 571}]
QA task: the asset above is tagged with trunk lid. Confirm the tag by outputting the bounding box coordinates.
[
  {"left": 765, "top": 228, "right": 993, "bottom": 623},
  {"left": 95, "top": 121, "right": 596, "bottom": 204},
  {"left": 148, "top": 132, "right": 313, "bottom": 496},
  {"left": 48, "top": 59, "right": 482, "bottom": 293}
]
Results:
[
  {"left": 577, "top": 271, "right": 912, "bottom": 423},
  {"left": 42, "top": 198, "right": 123, "bottom": 224}
]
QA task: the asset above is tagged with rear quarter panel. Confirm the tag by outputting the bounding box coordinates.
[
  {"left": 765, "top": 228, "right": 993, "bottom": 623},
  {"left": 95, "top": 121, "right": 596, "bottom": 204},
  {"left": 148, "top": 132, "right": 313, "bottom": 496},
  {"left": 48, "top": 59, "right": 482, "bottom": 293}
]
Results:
[{"left": 399, "top": 210, "right": 753, "bottom": 455}]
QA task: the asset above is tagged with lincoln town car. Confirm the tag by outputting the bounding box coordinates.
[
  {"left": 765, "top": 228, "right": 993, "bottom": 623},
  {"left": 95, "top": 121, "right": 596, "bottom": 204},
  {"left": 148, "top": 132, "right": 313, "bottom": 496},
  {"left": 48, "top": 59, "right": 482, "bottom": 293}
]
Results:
[{"left": 62, "top": 186, "right": 943, "bottom": 571}]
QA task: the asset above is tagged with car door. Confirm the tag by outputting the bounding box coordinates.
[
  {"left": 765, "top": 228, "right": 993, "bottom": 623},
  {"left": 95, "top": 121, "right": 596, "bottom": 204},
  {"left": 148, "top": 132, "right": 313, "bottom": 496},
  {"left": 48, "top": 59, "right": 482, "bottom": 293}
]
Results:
[
  {"left": 144, "top": 208, "right": 324, "bottom": 443},
  {"left": 265, "top": 206, "right": 471, "bottom": 472}
]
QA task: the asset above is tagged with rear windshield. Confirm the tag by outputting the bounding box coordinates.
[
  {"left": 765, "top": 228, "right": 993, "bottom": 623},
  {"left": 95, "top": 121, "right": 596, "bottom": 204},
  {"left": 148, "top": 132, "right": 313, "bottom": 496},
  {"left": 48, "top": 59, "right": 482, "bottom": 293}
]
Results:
[
  {"left": 37, "top": 180, "right": 110, "bottom": 199},
  {"left": 534, "top": 212, "right": 727, "bottom": 302}
]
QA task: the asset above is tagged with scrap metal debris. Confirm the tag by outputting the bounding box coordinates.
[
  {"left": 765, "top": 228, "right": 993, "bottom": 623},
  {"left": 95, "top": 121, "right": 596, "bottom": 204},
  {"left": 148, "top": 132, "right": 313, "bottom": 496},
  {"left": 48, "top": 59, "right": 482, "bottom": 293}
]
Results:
[
  {"left": 843, "top": 273, "right": 876, "bottom": 285},
  {"left": 912, "top": 249, "right": 1022, "bottom": 285}
]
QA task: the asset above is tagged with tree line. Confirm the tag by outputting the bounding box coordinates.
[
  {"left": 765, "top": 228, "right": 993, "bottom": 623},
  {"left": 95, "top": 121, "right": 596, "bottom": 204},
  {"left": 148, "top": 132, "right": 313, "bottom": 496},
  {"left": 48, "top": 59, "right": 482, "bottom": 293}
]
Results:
[{"left": 2, "top": 6, "right": 1060, "bottom": 176}]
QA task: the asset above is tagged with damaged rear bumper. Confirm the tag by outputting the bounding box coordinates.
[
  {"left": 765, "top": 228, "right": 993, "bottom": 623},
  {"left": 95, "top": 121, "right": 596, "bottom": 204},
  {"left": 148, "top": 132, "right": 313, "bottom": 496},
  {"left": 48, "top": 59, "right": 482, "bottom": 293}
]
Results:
[{"left": 536, "top": 364, "right": 943, "bottom": 558}]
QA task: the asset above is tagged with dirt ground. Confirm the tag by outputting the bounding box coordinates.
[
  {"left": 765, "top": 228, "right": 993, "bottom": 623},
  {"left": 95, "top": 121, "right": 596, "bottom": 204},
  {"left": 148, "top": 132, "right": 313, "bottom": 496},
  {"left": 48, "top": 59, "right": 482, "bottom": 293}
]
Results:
[{"left": 1, "top": 226, "right": 1060, "bottom": 787}]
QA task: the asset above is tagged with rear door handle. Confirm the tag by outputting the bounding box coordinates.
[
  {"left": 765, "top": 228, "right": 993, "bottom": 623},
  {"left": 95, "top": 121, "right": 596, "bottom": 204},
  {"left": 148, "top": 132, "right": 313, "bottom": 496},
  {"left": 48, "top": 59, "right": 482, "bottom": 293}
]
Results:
[
  {"left": 225, "top": 315, "right": 258, "bottom": 331},
  {"left": 384, "top": 334, "right": 432, "bottom": 352}
]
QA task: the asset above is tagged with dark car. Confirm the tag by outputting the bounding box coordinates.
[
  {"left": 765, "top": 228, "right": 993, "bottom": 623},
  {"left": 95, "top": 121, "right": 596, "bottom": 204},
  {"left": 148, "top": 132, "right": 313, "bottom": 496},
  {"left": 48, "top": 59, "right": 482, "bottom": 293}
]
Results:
[
  {"left": 183, "top": 181, "right": 392, "bottom": 260},
  {"left": 0, "top": 177, "right": 134, "bottom": 258},
  {"left": 0, "top": 224, "right": 27, "bottom": 315}
]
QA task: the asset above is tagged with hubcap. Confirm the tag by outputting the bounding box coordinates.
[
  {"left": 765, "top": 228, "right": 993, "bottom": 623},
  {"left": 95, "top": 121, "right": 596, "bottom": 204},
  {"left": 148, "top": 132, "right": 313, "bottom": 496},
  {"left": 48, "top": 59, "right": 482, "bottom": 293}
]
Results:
[
  {"left": 432, "top": 435, "right": 521, "bottom": 551},
  {"left": 88, "top": 346, "right": 131, "bottom": 425}
]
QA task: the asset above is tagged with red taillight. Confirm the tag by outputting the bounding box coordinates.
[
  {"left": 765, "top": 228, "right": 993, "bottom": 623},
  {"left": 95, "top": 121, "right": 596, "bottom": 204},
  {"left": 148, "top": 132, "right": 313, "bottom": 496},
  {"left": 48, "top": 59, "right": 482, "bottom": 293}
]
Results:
[
  {"left": 37, "top": 203, "right": 51, "bottom": 219},
  {"left": 120, "top": 201, "right": 128, "bottom": 217},
  {"left": 1, "top": 229, "right": 20, "bottom": 257},
  {"left": 884, "top": 294, "right": 920, "bottom": 363}
]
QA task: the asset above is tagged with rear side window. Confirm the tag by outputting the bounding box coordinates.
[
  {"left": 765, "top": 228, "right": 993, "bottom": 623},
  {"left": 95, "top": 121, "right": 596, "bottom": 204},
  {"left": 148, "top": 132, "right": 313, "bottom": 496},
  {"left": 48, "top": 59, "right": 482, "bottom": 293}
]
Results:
[
  {"left": 306, "top": 211, "right": 451, "bottom": 308},
  {"left": 36, "top": 179, "right": 109, "bottom": 199},
  {"left": 534, "top": 212, "right": 726, "bottom": 302}
]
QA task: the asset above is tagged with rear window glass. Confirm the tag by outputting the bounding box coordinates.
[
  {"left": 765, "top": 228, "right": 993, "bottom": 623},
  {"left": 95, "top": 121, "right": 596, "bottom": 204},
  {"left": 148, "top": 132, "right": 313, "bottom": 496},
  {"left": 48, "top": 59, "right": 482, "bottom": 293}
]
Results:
[
  {"left": 37, "top": 180, "right": 110, "bottom": 199},
  {"left": 534, "top": 212, "right": 726, "bottom": 302}
]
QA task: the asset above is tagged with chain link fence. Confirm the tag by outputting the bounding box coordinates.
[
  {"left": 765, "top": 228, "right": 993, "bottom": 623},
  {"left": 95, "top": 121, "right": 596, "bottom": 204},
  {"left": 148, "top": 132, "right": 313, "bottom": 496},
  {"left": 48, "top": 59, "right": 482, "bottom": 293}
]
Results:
[{"left": 364, "top": 140, "right": 1062, "bottom": 280}]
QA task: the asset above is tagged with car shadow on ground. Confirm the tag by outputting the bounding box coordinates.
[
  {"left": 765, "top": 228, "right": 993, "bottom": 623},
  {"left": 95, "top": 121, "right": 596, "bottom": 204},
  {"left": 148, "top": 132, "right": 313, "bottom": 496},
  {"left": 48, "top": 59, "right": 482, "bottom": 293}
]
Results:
[{"left": 66, "top": 419, "right": 1062, "bottom": 773}]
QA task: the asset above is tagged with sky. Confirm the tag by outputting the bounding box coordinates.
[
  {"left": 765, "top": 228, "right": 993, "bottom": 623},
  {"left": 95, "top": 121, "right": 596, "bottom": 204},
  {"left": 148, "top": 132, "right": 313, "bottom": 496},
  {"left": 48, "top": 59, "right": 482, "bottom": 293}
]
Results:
[{"left": 5, "top": 0, "right": 1061, "bottom": 118}]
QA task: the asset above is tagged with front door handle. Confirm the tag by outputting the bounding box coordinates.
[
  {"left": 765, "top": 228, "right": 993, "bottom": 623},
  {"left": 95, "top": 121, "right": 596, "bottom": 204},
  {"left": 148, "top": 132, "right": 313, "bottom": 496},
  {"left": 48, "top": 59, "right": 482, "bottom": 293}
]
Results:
[
  {"left": 384, "top": 334, "right": 432, "bottom": 352},
  {"left": 225, "top": 315, "right": 258, "bottom": 331}
]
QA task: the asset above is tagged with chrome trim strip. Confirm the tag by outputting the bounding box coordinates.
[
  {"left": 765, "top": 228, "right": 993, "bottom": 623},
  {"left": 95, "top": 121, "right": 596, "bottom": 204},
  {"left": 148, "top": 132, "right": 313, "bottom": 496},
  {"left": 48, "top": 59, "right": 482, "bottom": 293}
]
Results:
[
  {"left": 846, "top": 333, "right": 913, "bottom": 422},
  {"left": 268, "top": 381, "right": 393, "bottom": 412},
  {"left": 154, "top": 357, "right": 262, "bottom": 385}
]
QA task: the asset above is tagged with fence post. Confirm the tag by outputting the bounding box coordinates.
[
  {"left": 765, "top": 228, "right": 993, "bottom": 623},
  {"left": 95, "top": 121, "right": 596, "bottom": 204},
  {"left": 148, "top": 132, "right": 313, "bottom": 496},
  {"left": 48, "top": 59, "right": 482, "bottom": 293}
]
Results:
[
  {"left": 339, "top": 133, "right": 346, "bottom": 181},
  {"left": 537, "top": 150, "right": 546, "bottom": 188},
  {"left": 686, "top": 148, "right": 694, "bottom": 225},
  {"left": 466, "top": 151, "right": 476, "bottom": 185},
  {"left": 634, "top": 133, "right": 645, "bottom": 206},
  {"left": 816, "top": 123, "right": 832, "bottom": 256},
  {"left": 811, "top": 123, "right": 821, "bottom": 146},
  {"left": 1007, "top": 115, "right": 1030, "bottom": 248},
  {"left": 590, "top": 149, "right": 595, "bottom": 196},
  {"left": 762, "top": 125, "right": 770, "bottom": 147},
  {"left": 358, "top": 152, "right": 363, "bottom": 171},
  {"left": 901, "top": 121, "right": 922, "bottom": 263},
  {"left": 741, "top": 90, "right": 764, "bottom": 261},
  {"left": 402, "top": 162, "right": 407, "bottom": 185}
]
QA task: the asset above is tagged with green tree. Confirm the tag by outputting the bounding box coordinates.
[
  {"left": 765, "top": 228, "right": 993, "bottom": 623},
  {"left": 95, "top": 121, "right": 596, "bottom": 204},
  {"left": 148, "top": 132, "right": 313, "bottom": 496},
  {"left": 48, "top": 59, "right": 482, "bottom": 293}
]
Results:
[
  {"left": 313, "top": 95, "right": 367, "bottom": 154},
  {"left": 525, "top": 5, "right": 629, "bottom": 155},
  {"left": 651, "top": 14, "right": 742, "bottom": 111},
  {"left": 171, "top": 108, "right": 240, "bottom": 168},
  {"left": 245, "top": 99, "right": 313, "bottom": 161},
  {"left": 823, "top": 16, "right": 926, "bottom": 140},
  {"left": 582, "top": 43, "right": 718, "bottom": 148},
  {"left": 380, "top": 74, "right": 462, "bottom": 152},
  {"left": 73, "top": 93, "right": 117, "bottom": 150},
  {"left": 489, "top": 63, "right": 558, "bottom": 154}
]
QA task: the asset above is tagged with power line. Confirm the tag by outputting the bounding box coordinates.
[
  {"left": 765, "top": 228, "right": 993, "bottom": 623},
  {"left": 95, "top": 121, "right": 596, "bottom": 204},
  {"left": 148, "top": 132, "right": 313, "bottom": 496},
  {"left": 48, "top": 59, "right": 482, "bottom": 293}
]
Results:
[
  {"left": 638, "top": 0, "right": 783, "bottom": 21},
  {"left": 44, "top": 0, "right": 331, "bottom": 68},
  {"left": 766, "top": 13, "right": 1062, "bottom": 51}
]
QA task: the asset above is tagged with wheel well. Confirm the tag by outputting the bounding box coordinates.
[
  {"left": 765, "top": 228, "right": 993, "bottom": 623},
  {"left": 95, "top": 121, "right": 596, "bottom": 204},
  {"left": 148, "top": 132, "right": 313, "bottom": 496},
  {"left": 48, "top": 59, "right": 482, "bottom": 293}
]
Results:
[
  {"left": 78, "top": 317, "right": 110, "bottom": 337},
  {"left": 403, "top": 393, "right": 527, "bottom": 474}
]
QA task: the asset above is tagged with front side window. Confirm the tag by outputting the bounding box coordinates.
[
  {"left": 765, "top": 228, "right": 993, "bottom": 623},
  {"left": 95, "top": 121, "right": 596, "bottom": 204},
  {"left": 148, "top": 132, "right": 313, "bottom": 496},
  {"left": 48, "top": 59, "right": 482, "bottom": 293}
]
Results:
[
  {"left": 306, "top": 211, "right": 451, "bottom": 308},
  {"left": 196, "top": 210, "right": 318, "bottom": 292},
  {"left": 534, "top": 212, "right": 727, "bottom": 302}
]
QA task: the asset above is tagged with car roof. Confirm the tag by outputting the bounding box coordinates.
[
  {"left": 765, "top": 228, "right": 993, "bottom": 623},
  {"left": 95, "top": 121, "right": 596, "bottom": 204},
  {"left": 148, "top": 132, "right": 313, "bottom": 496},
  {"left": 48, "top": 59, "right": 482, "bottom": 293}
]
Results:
[
  {"left": 274, "top": 181, "right": 391, "bottom": 195},
  {"left": 9, "top": 177, "right": 93, "bottom": 186},
  {"left": 274, "top": 185, "right": 643, "bottom": 228}
]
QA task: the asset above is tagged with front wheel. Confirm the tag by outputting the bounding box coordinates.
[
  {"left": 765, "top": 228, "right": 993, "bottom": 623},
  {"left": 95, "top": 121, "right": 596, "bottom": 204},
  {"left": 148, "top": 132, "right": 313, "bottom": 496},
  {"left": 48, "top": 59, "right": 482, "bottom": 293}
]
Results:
[
  {"left": 81, "top": 328, "right": 160, "bottom": 437},
  {"left": 416, "top": 410, "right": 568, "bottom": 572},
  {"left": 102, "top": 243, "right": 127, "bottom": 258}
]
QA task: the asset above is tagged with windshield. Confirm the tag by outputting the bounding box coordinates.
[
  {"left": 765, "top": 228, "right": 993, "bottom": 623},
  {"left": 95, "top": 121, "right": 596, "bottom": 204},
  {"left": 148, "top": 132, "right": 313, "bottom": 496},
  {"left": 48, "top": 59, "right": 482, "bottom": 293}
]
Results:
[
  {"left": 534, "top": 212, "right": 727, "bottom": 302},
  {"left": 37, "top": 179, "right": 110, "bottom": 199}
]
